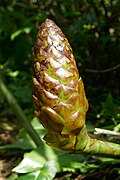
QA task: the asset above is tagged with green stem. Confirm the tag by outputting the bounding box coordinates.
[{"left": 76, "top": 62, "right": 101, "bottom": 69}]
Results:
[
  {"left": 75, "top": 126, "right": 120, "bottom": 157},
  {"left": 0, "top": 76, "right": 43, "bottom": 147}
]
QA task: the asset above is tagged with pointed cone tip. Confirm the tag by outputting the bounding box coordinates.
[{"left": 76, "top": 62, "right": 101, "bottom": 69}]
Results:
[{"left": 41, "top": 19, "right": 56, "bottom": 28}]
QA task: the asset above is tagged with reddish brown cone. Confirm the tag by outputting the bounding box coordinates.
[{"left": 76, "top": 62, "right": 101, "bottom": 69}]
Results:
[{"left": 32, "top": 19, "right": 88, "bottom": 151}]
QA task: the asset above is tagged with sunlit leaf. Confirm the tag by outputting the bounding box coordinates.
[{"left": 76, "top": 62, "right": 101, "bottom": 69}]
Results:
[
  {"left": 11, "top": 27, "right": 32, "bottom": 41},
  {"left": 7, "top": 70, "right": 19, "bottom": 77},
  {"left": 37, "top": 160, "right": 57, "bottom": 180},
  {"left": 12, "top": 149, "right": 46, "bottom": 173},
  {"left": 31, "top": 117, "right": 47, "bottom": 138}
]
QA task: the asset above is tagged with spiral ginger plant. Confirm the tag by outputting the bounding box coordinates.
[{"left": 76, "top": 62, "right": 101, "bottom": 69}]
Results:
[{"left": 32, "top": 19, "right": 120, "bottom": 157}]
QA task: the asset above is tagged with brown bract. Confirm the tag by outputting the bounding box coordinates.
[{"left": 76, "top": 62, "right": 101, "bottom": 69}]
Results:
[{"left": 32, "top": 19, "right": 88, "bottom": 151}]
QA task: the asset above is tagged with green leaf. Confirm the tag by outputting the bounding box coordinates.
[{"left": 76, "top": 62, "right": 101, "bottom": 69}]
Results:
[
  {"left": 37, "top": 160, "right": 57, "bottom": 180},
  {"left": 7, "top": 173, "right": 18, "bottom": 180},
  {"left": 16, "top": 161, "right": 57, "bottom": 180},
  {"left": 31, "top": 117, "right": 47, "bottom": 139},
  {"left": 100, "top": 92, "right": 117, "bottom": 117},
  {"left": 7, "top": 70, "right": 19, "bottom": 77},
  {"left": 12, "top": 147, "right": 57, "bottom": 179},
  {"left": 12, "top": 149, "right": 46, "bottom": 173},
  {"left": 11, "top": 27, "right": 31, "bottom": 41},
  {"left": 17, "top": 171, "right": 41, "bottom": 180},
  {"left": 0, "top": 140, "right": 34, "bottom": 150}
]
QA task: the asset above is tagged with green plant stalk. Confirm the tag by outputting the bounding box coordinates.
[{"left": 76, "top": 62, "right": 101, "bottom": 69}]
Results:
[
  {"left": 74, "top": 126, "right": 120, "bottom": 157},
  {"left": 0, "top": 76, "right": 43, "bottom": 147},
  {"left": 32, "top": 19, "right": 120, "bottom": 157}
]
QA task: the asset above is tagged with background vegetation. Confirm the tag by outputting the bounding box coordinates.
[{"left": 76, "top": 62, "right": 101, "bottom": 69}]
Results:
[{"left": 0, "top": 0, "right": 120, "bottom": 179}]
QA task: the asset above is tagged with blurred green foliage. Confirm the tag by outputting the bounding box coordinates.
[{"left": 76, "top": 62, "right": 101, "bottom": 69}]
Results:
[{"left": 0, "top": 0, "right": 120, "bottom": 97}]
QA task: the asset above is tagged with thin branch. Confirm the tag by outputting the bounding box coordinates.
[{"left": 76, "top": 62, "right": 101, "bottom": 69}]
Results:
[
  {"left": 94, "top": 128, "right": 120, "bottom": 136},
  {"left": 85, "top": 64, "right": 120, "bottom": 73},
  {"left": 0, "top": 76, "right": 43, "bottom": 147}
]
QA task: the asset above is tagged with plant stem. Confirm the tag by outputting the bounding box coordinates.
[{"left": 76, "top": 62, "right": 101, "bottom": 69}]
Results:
[
  {"left": 0, "top": 76, "right": 43, "bottom": 147},
  {"left": 75, "top": 126, "right": 120, "bottom": 157}
]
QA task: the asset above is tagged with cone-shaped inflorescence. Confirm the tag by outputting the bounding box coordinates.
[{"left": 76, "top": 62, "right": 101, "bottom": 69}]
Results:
[{"left": 32, "top": 19, "right": 120, "bottom": 157}]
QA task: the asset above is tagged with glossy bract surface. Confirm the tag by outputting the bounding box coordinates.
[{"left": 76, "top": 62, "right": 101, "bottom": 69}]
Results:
[{"left": 32, "top": 19, "right": 88, "bottom": 151}]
